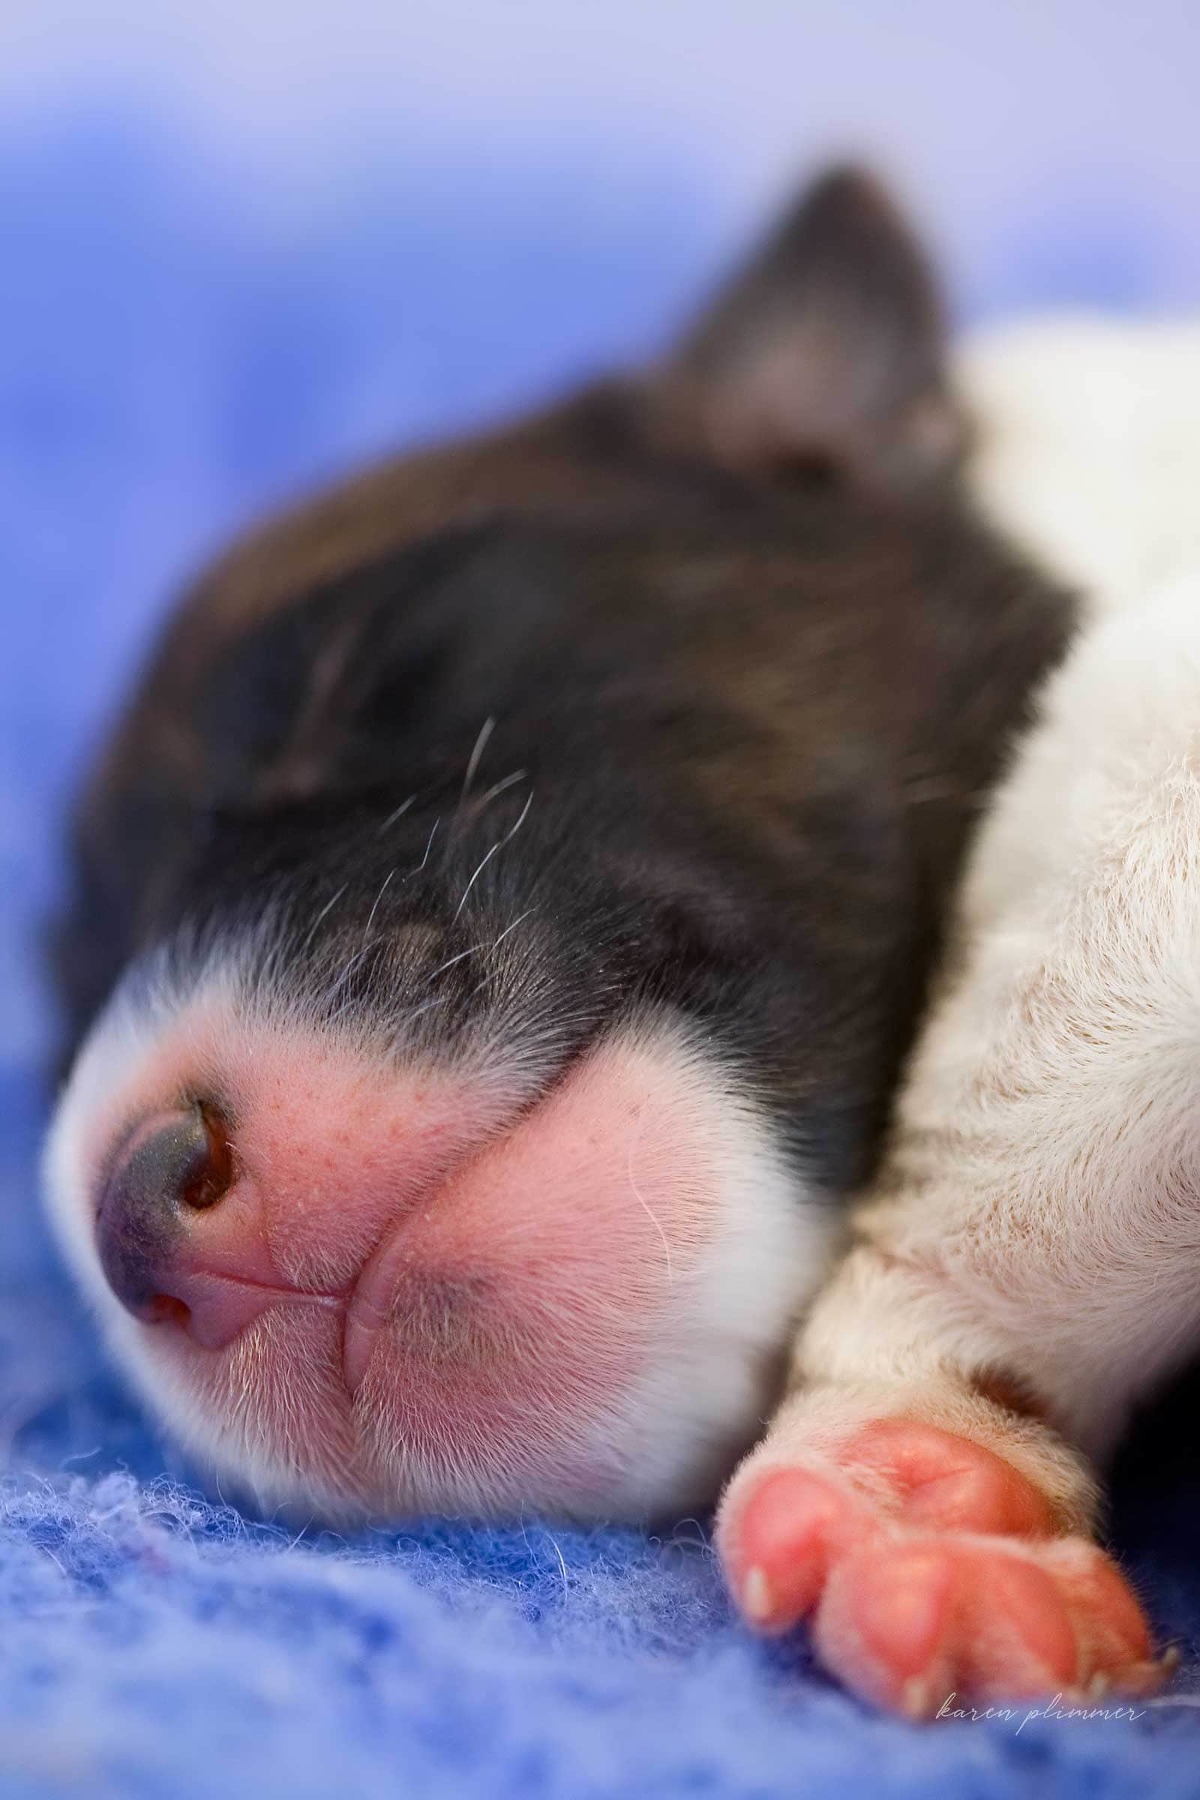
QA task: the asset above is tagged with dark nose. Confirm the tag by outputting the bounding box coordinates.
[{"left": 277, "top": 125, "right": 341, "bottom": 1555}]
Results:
[{"left": 96, "top": 1103, "right": 234, "bottom": 1325}]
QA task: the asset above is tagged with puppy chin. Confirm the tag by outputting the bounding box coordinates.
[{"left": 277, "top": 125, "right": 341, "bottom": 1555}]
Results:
[{"left": 46, "top": 958, "right": 837, "bottom": 1523}]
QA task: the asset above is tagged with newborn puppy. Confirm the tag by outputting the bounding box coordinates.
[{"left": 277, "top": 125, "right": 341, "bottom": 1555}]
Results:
[
  {"left": 719, "top": 321, "right": 1200, "bottom": 1713},
  {"left": 44, "top": 174, "right": 1071, "bottom": 1535}
]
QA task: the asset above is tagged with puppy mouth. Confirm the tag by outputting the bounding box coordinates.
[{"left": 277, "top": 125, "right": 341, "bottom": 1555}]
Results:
[
  {"left": 137, "top": 1267, "right": 350, "bottom": 1352},
  {"left": 339, "top": 1039, "right": 611, "bottom": 1397},
  {"left": 337, "top": 1103, "right": 538, "bottom": 1397}
]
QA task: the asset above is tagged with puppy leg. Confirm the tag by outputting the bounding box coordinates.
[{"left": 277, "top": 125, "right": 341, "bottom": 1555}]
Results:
[{"left": 721, "top": 580, "right": 1200, "bottom": 1714}]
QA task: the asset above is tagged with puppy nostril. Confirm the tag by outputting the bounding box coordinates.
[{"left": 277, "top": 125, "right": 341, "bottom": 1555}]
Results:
[
  {"left": 95, "top": 1101, "right": 235, "bottom": 1322},
  {"left": 142, "top": 1294, "right": 192, "bottom": 1330},
  {"left": 108, "top": 1102, "right": 234, "bottom": 1218},
  {"left": 180, "top": 1104, "right": 235, "bottom": 1211}
]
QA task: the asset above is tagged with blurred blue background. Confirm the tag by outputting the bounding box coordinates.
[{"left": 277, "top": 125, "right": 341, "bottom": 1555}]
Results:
[{"left": 2, "top": 10, "right": 1200, "bottom": 1796}]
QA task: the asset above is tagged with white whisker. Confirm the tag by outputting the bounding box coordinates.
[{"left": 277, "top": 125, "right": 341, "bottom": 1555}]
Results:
[
  {"left": 405, "top": 817, "right": 441, "bottom": 880},
  {"left": 377, "top": 794, "right": 416, "bottom": 834},
  {"left": 460, "top": 716, "right": 495, "bottom": 801},
  {"left": 491, "top": 907, "right": 536, "bottom": 951},
  {"left": 405, "top": 968, "right": 497, "bottom": 1033},
  {"left": 424, "top": 943, "right": 480, "bottom": 982},
  {"left": 501, "top": 790, "right": 534, "bottom": 847},
  {"left": 628, "top": 1140, "right": 673, "bottom": 1284},
  {"left": 325, "top": 933, "right": 380, "bottom": 1005},
  {"left": 451, "top": 792, "right": 532, "bottom": 924},
  {"left": 362, "top": 868, "right": 396, "bottom": 942},
  {"left": 419, "top": 907, "right": 535, "bottom": 991},
  {"left": 476, "top": 769, "right": 527, "bottom": 809},
  {"left": 399, "top": 991, "right": 453, "bottom": 1028},
  {"left": 298, "top": 882, "right": 348, "bottom": 958},
  {"left": 450, "top": 794, "right": 532, "bottom": 924},
  {"left": 451, "top": 840, "right": 504, "bottom": 925}
]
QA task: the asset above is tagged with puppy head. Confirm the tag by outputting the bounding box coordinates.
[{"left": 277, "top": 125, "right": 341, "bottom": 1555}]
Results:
[{"left": 46, "top": 169, "right": 1000, "bottom": 1524}]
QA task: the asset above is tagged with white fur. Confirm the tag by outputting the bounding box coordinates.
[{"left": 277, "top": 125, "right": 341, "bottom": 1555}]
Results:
[
  {"left": 577, "top": 1020, "right": 843, "bottom": 1516},
  {"left": 959, "top": 316, "right": 1200, "bottom": 615},
  {"left": 760, "top": 316, "right": 1200, "bottom": 1524}
]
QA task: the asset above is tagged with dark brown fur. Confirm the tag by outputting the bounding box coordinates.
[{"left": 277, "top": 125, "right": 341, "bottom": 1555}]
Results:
[{"left": 53, "top": 169, "right": 1074, "bottom": 1203}]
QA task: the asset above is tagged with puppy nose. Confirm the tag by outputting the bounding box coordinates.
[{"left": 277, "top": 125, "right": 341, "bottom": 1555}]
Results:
[{"left": 96, "top": 1103, "right": 235, "bottom": 1327}]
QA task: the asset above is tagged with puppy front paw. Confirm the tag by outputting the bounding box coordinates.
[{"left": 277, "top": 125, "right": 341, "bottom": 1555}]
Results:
[{"left": 718, "top": 1414, "right": 1164, "bottom": 1717}]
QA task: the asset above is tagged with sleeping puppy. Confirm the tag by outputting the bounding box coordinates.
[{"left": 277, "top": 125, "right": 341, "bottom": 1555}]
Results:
[
  {"left": 45, "top": 170, "right": 1075, "bottom": 1668},
  {"left": 718, "top": 321, "right": 1200, "bottom": 1713}
]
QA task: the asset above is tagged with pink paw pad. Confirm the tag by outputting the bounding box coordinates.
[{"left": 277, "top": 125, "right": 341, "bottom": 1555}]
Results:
[{"left": 718, "top": 1417, "right": 1162, "bottom": 1715}]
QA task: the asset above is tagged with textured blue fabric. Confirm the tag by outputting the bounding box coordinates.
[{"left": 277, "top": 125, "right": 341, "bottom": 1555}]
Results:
[{"left": 3, "top": 115, "right": 1200, "bottom": 1799}]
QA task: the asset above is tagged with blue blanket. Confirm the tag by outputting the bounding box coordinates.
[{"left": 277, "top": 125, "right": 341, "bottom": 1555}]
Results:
[{"left": 3, "top": 114, "right": 1200, "bottom": 1799}]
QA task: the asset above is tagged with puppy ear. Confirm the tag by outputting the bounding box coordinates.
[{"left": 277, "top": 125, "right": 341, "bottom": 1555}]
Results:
[{"left": 665, "top": 166, "right": 964, "bottom": 491}]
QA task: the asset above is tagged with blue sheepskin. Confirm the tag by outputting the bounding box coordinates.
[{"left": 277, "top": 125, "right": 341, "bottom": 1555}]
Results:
[{"left": 3, "top": 111, "right": 1200, "bottom": 1799}]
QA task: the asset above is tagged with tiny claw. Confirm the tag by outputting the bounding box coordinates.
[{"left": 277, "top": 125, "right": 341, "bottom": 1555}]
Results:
[
  {"left": 742, "top": 1566, "right": 774, "bottom": 1624},
  {"left": 900, "top": 1676, "right": 935, "bottom": 1721},
  {"left": 1086, "top": 1671, "right": 1111, "bottom": 1700},
  {"left": 1114, "top": 1657, "right": 1174, "bottom": 1698}
]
